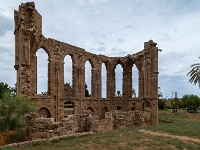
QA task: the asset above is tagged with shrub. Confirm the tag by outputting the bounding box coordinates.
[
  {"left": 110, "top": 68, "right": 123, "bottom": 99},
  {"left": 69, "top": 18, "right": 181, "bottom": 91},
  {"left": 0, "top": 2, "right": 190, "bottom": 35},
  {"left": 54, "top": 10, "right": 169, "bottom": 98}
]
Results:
[{"left": 0, "top": 93, "right": 36, "bottom": 131}]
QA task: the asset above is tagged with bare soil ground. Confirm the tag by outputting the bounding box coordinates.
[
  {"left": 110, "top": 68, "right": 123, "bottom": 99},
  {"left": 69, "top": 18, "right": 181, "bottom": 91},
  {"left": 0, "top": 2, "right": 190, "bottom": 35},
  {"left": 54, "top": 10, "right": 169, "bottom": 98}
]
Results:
[{"left": 140, "top": 129, "right": 200, "bottom": 143}]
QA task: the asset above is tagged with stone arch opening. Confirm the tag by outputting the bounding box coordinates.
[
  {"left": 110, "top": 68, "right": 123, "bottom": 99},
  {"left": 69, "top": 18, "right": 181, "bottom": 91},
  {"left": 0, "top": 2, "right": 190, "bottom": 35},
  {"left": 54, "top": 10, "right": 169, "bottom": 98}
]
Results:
[
  {"left": 85, "top": 60, "right": 91, "bottom": 97},
  {"left": 86, "top": 107, "right": 94, "bottom": 113},
  {"left": 15, "top": 2, "right": 159, "bottom": 124},
  {"left": 64, "top": 101, "right": 74, "bottom": 117},
  {"left": 132, "top": 64, "right": 139, "bottom": 98},
  {"left": 37, "top": 107, "right": 51, "bottom": 118},
  {"left": 101, "top": 63, "right": 107, "bottom": 98},
  {"left": 64, "top": 101, "right": 74, "bottom": 108},
  {"left": 64, "top": 55, "right": 73, "bottom": 87},
  {"left": 36, "top": 48, "right": 49, "bottom": 95},
  {"left": 102, "top": 107, "right": 108, "bottom": 119},
  {"left": 131, "top": 106, "right": 136, "bottom": 111},
  {"left": 115, "top": 64, "right": 123, "bottom": 97},
  {"left": 117, "top": 106, "right": 122, "bottom": 110}
]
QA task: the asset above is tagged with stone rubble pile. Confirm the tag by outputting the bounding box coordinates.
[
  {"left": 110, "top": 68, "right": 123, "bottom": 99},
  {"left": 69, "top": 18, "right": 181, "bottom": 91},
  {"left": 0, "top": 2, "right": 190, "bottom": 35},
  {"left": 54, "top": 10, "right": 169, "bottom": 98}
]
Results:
[
  {"left": 29, "top": 110, "right": 150, "bottom": 139},
  {"left": 29, "top": 114, "right": 99, "bottom": 139},
  {"left": 105, "top": 110, "right": 150, "bottom": 129}
]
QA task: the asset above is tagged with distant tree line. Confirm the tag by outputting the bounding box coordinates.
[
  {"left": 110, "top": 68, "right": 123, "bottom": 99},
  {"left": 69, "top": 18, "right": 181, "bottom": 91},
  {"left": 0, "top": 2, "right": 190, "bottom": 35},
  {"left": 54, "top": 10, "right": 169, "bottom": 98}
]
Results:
[{"left": 157, "top": 87, "right": 200, "bottom": 112}]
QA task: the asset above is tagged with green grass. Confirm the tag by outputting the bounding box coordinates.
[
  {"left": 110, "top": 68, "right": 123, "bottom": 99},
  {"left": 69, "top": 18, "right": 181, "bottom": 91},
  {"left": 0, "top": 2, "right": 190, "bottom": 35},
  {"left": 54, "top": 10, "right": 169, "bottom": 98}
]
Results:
[
  {"left": 1, "top": 112, "right": 200, "bottom": 150},
  {"left": 158, "top": 109, "right": 171, "bottom": 113},
  {"left": 143, "top": 111, "right": 200, "bottom": 138},
  {"left": 2, "top": 128, "right": 200, "bottom": 150}
]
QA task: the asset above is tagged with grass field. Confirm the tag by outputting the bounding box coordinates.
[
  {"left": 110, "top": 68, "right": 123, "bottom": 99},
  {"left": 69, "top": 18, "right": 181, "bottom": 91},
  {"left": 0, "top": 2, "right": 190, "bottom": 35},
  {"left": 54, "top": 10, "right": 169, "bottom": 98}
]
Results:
[{"left": 1, "top": 111, "right": 200, "bottom": 150}]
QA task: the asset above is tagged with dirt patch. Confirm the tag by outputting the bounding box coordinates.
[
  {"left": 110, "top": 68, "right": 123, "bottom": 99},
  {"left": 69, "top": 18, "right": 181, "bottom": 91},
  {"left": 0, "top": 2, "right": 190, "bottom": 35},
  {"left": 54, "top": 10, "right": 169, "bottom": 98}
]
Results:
[
  {"left": 140, "top": 129, "right": 200, "bottom": 143},
  {"left": 158, "top": 118, "right": 174, "bottom": 123}
]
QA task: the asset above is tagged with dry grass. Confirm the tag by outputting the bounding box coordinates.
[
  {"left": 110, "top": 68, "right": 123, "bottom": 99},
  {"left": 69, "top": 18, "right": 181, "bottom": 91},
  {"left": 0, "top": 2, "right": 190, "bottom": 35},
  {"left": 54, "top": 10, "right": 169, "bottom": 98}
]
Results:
[
  {"left": 1, "top": 111, "right": 200, "bottom": 150},
  {"left": 0, "top": 131, "right": 14, "bottom": 146}
]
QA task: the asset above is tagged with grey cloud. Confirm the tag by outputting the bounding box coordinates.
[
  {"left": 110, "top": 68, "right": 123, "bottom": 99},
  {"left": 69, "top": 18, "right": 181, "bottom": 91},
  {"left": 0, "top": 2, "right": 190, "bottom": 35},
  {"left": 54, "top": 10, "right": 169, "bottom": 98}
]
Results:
[
  {"left": 111, "top": 47, "right": 127, "bottom": 56},
  {"left": 159, "top": 35, "right": 173, "bottom": 41},
  {"left": 111, "top": 47, "right": 116, "bottom": 51},
  {"left": 89, "top": 48, "right": 96, "bottom": 52},
  {"left": 99, "top": 42, "right": 104, "bottom": 45},
  {"left": 97, "top": 46, "right": 106, "bottom": 51},
  {"left": 0, "top": 46, "right": 14, "bottom": 65},
  {"left": 118, "top": 51, "right": 128, "bottom": 56},
  {"left": 0, "top": 14, "right": 13, "bottom": 36},
  {"left": 125, "top": 25, "right": 135, "bottom": 29},
  {"left": 159, "top": 74, "right": 200, "bottom": 98},
  {"left": 100, "top": 33, "right": 107, "bottom": 39},
  {"left": 117, "top": 38, "right": 124, "bottom": 44}
]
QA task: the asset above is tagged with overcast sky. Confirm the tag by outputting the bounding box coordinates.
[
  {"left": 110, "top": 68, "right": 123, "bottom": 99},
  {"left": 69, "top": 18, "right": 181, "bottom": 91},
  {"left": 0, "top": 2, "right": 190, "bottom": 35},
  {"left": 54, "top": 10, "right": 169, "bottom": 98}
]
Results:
[{"left": 0, "top": 0, "right": 200, "bottom": 98}]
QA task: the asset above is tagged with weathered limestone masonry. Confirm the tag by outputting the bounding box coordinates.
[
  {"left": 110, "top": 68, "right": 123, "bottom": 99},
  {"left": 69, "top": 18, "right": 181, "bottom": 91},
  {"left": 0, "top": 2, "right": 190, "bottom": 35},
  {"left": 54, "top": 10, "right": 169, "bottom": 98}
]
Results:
[
  {"left": 14, "top": 2, "right": 159, "bottom": 124},
  {"left": 28, "top": 110, "right": 149, "bottom": 139}
]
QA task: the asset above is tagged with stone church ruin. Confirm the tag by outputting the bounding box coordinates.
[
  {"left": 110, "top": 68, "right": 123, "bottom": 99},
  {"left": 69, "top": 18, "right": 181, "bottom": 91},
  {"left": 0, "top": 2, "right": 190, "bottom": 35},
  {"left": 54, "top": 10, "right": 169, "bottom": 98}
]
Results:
[{"left": 14, "top": 2, "right": 159, "bottom": 132}]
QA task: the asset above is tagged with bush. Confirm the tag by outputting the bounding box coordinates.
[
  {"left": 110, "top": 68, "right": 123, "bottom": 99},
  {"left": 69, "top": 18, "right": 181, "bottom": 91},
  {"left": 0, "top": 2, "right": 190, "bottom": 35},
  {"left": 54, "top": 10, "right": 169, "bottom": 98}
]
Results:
[
  {"left": 0, "top": 93, "right": 36, "bottom": 131},
  {"left": 158, "top": 99, "right": 166, "bottom": 110},
  {"left": 165, "top": 106, "right": 171, "bottom": 109}
]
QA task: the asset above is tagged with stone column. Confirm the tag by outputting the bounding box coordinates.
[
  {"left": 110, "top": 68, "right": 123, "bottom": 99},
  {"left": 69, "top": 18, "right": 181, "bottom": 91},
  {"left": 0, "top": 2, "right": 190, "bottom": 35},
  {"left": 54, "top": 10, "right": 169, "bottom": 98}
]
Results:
[
  {"left": 72, "top": 61, "right": 79, "bottom": 99},
  {"left": 95, "top": 64, "right": 102, "bottom": 116},
  {"left": 138, "top": 70, "right": 144, "bottom": 98},
  {"left": 149, "top": 43, "right": 159, "bottom": 125},
  {"left": 123, "top": 64, "right": 132, "bottom": 99},
  {"left": 91, "top": 68, "right": 96, "bottom": 98},
  {"left": 79, "top": 61, "right": 85, "bottom": 114},
  {"left": 48, "top": 57, "right": 54, "bottom": 96},
  {"left": 107, "top": 65, "right": 115, "bottom": 110}
]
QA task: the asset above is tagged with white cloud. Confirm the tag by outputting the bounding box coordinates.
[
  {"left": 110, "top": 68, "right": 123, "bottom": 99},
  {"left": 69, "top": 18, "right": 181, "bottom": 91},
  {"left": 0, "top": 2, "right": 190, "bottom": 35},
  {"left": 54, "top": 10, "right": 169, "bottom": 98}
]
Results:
[{"left": 0, "top": 0, "right": 200, "bottom": 98}]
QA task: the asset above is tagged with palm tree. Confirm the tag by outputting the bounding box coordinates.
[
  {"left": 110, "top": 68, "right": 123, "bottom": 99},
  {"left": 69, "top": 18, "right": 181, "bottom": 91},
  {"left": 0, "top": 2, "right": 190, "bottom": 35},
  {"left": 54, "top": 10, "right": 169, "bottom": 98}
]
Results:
[
  {"left": 132, "top": 88, "right": 136, "bottom": 97},
  {"left": 187, "top": 58, "right": 200, "bottom": 87}
]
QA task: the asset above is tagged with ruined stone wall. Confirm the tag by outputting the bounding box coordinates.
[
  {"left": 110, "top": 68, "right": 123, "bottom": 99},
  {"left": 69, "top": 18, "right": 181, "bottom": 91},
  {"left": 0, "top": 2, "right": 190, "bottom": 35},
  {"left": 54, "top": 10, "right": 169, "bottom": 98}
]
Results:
[
  {"left": 29, "top": 114, "right": 99, "bottom": 139},
  {"left": 29, "top": 110, "right": 148, "bottom": 139},
  {"left": 14, "top": 2, "right": 159, "bottom": 124}
]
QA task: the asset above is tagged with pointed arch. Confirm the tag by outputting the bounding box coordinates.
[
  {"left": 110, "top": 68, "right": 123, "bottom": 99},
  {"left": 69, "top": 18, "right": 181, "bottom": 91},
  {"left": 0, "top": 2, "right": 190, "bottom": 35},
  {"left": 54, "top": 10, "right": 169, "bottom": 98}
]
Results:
[
  {"left": 64, "top": 55, "right": 73, "bottom": 87},
  {"left": 85, "top": 60, "right": 91, "bottom": 97},
  {"left": 132, "top": 64, "right": 139, "bottom": 98},
  {"left": 101, "top": 63, "right": 107, "bottom": 98},
  {"left": 102, "top": 107, "right": 108, "bottom": 119},
  {"left": 115, "top": 64, "right": 123, "bottom": 96},
  {"left": 36, "top": 48, "right": 48, "bottom": 94},
  {"left": 86, "top": 107, "right": 94, "bottom": 113}
]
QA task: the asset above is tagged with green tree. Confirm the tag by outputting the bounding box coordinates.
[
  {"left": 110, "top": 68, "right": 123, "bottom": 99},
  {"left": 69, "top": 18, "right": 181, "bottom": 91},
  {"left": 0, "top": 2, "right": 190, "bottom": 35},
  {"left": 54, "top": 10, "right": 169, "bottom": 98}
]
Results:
[
  {"left": 0, "top": 82, "right": 12, "bottom": 99},
  {"left": 0, "top": 93, "right": 36, "bottom": 131},
  {"left": 132, "top": 88, "right": 136, "bottom": 97},
  {"left": 181, "top": 94, "right": 189, "bottom": 108},
  {"left": 85, "top": 83, "right": 90, "bottom": 97},
  {"left": 171, "top": 97, "right": 180, "bottom": 113},
  {"left": 117, "top": 90, "right": 121, "bottom": 96},
  {"left": 64, "top": 82, "right": 72, "bottom": 88},
  {"left": 158, "top": 99, "right": 166, "bottom": 110},
  {"left": 181, "top": 94, "right": 200, "bottom": 111},
  {"left": 157, "top": 87, "right": 165, "bottom": 110},
  {"left": 158, "top": 87, "right": 163, "bottom": 98},
  {"left": 187, "top": 58, "right": 200, "bottom": 87}
]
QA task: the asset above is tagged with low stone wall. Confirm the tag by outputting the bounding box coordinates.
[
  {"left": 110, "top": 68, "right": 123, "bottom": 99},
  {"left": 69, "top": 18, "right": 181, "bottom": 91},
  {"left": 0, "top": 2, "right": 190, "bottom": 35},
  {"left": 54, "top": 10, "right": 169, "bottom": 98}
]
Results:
[
  {"left": 2, "top": 132, "right": 93, "bottom": 148},
  {"left": 105, "top": 110, "right": 150, "bottom": 129},
  {"left": 29, "top": 114, "right": 99, "bottom": 139},
  {"left": 29, "top": 110, "right": 150, "bottom": 139}
]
